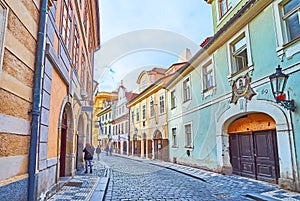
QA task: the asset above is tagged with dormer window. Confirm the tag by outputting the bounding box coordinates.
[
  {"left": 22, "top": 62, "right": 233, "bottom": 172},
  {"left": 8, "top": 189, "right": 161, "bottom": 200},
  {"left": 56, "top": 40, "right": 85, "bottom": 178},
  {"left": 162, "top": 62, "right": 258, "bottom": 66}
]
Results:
[{"left": 141, "top": 80, "right": 146, "bottom": 91}]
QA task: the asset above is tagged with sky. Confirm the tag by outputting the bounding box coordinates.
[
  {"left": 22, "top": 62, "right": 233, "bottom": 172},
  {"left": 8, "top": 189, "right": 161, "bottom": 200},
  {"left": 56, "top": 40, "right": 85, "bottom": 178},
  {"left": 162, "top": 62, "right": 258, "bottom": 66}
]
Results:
[{"left": 94, "top": 0, "right": 213, "bottom": 93}]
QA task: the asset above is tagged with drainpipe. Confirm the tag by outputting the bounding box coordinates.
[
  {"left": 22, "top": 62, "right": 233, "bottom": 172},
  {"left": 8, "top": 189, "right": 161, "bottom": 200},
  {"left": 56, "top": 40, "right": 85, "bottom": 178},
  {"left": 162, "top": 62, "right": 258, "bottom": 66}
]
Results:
[{"left": 28, "top": 0, "right": 48, "bottom": 200}]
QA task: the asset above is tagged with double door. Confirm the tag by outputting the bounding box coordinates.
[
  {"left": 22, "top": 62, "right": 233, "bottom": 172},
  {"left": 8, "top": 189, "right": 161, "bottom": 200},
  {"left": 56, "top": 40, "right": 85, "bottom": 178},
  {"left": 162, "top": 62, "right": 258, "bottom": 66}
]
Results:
[{"left": 229, "top": 130, "right": 279, "bottom": 183}]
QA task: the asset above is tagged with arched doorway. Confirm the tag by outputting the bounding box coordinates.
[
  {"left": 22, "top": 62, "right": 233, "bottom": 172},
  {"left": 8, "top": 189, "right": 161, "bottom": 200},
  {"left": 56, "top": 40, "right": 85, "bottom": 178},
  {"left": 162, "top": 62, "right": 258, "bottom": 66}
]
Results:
[
  {"left": 228, "top": 113, "right": 280, "bottom": 183},
  {"left": 133, "top": 134, "right": 141, "bottom": 156},
  {"left": 123, "top": 141, "right": 127, "bottom": 155},
  {"left": 59, "top": 108, "right": 67, "bottom": 177},
  {"left": 153, "top": 130, "right": 163, "bottom": 160},
  {"left": 58, "top": 102, "right": 74, "bottom": 178},
  {"left": 76, "top": 115, "right": 85, "bottom": 170}
]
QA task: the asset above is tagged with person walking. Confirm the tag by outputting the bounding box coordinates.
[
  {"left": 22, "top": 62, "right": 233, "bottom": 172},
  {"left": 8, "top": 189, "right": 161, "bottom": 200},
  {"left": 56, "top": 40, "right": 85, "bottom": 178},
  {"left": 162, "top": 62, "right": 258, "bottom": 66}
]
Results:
[
  {"left": 96, "top": 145, "right": 101, "bottom": 160},
  {"left": 83, "top": 143, "right": 95, "bottom": 173}
]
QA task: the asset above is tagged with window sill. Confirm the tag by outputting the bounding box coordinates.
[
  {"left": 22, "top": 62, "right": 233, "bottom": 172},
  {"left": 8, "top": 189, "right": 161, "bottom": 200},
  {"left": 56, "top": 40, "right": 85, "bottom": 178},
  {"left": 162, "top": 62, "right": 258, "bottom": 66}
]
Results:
[
  {"left": 278, "top": 37, "right": 300, "bottom": 59},
  {"left": 184, "top": 146, "right": 194, "bottom": 150},
  {"left": 228, "top": 65, "right": 254, "bottom": 83}
]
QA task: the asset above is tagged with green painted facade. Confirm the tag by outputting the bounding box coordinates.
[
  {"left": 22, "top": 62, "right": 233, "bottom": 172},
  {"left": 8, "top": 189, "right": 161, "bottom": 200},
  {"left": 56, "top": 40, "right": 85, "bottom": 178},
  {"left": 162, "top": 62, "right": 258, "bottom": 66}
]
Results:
[{"left": 167, "top": 0, "right": 300, "bottom": 191}]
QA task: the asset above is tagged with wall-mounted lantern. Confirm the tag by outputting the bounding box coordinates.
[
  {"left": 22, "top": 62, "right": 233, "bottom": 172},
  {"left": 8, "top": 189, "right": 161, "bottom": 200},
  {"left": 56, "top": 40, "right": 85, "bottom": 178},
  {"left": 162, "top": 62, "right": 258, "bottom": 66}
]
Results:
[{"left": 269, "top": 65, "right": 296, "bottom": 111}]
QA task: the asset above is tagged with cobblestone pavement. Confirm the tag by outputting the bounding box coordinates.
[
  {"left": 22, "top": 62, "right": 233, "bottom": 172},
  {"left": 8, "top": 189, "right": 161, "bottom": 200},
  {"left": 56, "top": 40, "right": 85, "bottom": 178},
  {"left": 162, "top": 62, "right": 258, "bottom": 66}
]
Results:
[
  {"left": 47, "top": 157, "right": 107, "bottom": 201},
  {"left": 101, "top": 154, "right": 300, "bottom": 201}
]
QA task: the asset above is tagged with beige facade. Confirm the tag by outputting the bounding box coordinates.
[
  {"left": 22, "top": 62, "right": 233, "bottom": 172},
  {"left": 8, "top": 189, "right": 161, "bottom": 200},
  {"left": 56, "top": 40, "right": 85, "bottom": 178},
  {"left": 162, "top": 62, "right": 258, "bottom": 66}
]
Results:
[
  {"left": 128, "top": 65, "right": 186, "bottom": 161},
  {"left": 0, "top": 1, "right": 39, "bottom": 200},
  {"left": 0, "top": 0, "right": 100, "bottom": 200}
]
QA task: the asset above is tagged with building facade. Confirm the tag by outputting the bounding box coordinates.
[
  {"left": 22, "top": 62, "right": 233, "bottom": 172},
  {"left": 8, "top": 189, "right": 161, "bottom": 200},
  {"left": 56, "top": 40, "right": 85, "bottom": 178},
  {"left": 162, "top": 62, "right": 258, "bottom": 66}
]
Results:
[
  {"left": 93, "top": 91, "right": 118, "bottom": 147},
  {"left": 97, "top": 100, "right": 114, "bottom": 149},
  {"left": 36, "top": 0, "right": 100, "bottom": 199},
  {"left": 0, "top": 1, "right": 40, "bottom": 200},
  {"left": 166, "top": 0, "right": 300, "bottom": 192},
  {"left": 112, "top": 83, "right": 138, "bottom": 155},
  {"left": 128, "top": 65, "right": 189, "bottom": 161},
  {"left": 1, "top": 0, "right": 100, "bottom": 200}
]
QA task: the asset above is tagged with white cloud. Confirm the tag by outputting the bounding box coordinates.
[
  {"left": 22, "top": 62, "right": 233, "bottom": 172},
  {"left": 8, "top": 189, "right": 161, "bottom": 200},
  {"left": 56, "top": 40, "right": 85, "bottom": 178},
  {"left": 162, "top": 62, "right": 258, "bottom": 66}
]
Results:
[{"left": 96, "top": 0, "right": 213, "bottom": 92}]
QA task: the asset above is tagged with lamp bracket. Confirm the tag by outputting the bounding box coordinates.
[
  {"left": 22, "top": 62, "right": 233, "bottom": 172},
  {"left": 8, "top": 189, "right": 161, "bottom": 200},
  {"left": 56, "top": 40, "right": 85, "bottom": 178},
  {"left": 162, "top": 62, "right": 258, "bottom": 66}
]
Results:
[{"left": 279, "top": 99, "right": 296, "bottom": 112}]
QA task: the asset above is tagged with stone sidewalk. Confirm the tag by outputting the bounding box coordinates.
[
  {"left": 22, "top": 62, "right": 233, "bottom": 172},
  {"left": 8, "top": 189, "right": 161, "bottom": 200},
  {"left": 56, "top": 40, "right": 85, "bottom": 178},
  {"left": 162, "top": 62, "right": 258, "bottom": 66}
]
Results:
[{"left": 47, "top": 158, "right": 109, "bottom": 201}]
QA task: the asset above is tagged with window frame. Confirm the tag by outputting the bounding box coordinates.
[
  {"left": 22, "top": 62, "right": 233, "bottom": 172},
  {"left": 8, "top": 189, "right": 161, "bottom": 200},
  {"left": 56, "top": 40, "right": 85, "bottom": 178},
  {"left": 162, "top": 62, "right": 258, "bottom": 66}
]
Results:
[
  {"left": 227, "top": 26, "right": 253, "bottom": 78},
  {"left": 60, "top": 0, "right": 73, "bottom": 51},
  {"left": 219, "top": 0, "right": 232, "bottom": 18},
  {"left": 0, "top": 1, "right": 8, "bottom": 78},
  {"left": 150, "top": 97, "right": 155, "bottom": 117},
  {"left": 171, "top": 127, "right": 178, "bottom": 148},
  {"left": 183, "top": 76, "right": 191, "bottom": 102},
  {"left": 72, "top": 19, "right": 80, "bottom": 69},
  {"left": 281, "top": 0, "right": 300, "bottom": 42},
  {"left": 159, "top": 94, "right": 165, "bottom": 114},
  {"left": 136, "top": 107, "right": 140, "bottom": 122},
  {"left": 142, "top": 104, "right": 146, "bottom": 120},
  {"left": 170, "top": 90, "right": 176, "bottom": 109},
  {"left": 202, "top": 60, "right": 215, "bottom": 91},
  {"left": 273, "top": 0, "right": 300, "bottom": 58},
  {"left": 184, "top": 122, "right": 193, "bottom": 149}
]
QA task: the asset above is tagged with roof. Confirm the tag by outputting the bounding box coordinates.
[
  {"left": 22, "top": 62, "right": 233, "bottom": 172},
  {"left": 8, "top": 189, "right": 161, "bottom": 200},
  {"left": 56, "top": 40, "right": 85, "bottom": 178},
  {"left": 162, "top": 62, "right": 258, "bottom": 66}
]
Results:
[
  {"left": 128, "top": 64, "right": 186, "bottom": 105},
  {"left": 125, "top": 92, "right": 139, "bottom": 101}
]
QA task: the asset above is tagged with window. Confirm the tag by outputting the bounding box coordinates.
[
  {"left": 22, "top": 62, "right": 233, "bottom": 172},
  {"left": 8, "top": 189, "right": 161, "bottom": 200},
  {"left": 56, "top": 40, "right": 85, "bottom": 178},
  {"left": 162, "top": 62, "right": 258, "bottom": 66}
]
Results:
[
  {"left": 159, "top": 95, "right": 165, "bottom": 114},
  {"left": 185, "top": 124, "right": 193, "bottom": 148},
  {"left": 141, "top": 80, "right": 146, "bottom": 91},
  {"left": 80, "top": 51, "right": 86, "bottom": 88},
  {"left": 72, "top": 20, "right": 80, "bottom": 69},
  {"left": 183, "top": 77, "right": 191, "bottom": 102},
  {"left": 0, "top": 1, "right": 7, "bottom": 75},
  {"left": 83, "top": 0, "right": 88, "bottom": 31},
  {"left": 136, "top": 107, "right": 140, "bottom": 122},
  {"left": 61, "top": 0, "right": 73, "bottom": 50},
  {"left": 172, "top": 127, "right": 177, "bottom": 147},
  {"left": 219, "top": 0, "right": 232, "bottom": 18},
  {"left": 282, "top": 0, "right": 300, "bottom": 42},
  {"left": 203, "top": 61, "right": 214, "bottom": 90},
  {"left": 150, "top": 98, "right": 155, "bottom": 117},
  {"left": 131, "top": 110, "right": 134, "bottom": 122},
  {"left": 170, "top": 90, "right": 176, "bottom": 109},
  {"left": 142, "top": 104, "right": 146, "bottom": 120},
  {"left": 125, "top": 122, "right": 128, "bottom": 133},
  {"left": 231, "top": 34, "right": 248, "bottom": 74}
]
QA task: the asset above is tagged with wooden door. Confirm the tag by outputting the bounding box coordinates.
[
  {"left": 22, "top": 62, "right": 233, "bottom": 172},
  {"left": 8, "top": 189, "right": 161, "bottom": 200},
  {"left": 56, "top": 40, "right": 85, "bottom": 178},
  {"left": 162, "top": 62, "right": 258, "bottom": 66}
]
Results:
[
  {"left": 253, "top": 130, "right": 279, "bottom": 183},
  {"left": 229, "top": 130, "right": 279, "bottom": 183},
  {"left": 59, "top": 128, "right": 67, "bottom": 177}
]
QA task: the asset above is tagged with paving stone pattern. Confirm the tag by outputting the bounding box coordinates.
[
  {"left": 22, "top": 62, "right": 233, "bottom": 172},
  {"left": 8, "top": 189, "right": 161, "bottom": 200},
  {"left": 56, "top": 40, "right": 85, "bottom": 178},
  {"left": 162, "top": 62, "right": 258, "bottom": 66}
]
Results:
[{"left": 102, "top": 154, "right": 300, "bottom": 201}]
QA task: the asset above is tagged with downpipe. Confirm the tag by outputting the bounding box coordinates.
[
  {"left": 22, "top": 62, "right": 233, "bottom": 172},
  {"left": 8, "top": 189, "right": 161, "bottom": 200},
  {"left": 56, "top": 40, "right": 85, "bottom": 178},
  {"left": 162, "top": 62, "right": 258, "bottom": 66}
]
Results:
[{"left": 28, "top": 0, "right": 48, "bottom": 200}]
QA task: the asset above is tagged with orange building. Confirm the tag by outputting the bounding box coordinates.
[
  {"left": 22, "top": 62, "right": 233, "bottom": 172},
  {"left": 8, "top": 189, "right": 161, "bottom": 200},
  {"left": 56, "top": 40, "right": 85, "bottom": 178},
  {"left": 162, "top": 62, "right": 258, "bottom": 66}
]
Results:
[{"left": 34, "top": 0, "right": 100, "bottom": 199}]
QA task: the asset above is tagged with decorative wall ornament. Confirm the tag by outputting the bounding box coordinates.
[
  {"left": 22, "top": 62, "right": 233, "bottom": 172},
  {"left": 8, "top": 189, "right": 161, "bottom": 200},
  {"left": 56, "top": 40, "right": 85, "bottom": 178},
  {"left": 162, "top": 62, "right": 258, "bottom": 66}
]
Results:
[{"left": 230, "top": 73, "right": 256, "bottom": 104}]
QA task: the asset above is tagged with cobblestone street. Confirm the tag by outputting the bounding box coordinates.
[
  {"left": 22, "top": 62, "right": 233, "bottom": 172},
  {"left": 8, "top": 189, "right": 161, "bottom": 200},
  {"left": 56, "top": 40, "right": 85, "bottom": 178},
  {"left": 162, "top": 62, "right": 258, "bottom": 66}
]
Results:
[{"left": 101, "top": 154, "right": 300, "bottom": 201}]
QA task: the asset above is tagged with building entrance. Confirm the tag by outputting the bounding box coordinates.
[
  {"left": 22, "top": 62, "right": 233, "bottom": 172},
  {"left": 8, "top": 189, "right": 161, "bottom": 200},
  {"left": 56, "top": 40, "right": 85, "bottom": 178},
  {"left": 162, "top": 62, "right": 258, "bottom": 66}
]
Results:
[{"left": 228, "top": 113, "right": 279, "bottom": 183}]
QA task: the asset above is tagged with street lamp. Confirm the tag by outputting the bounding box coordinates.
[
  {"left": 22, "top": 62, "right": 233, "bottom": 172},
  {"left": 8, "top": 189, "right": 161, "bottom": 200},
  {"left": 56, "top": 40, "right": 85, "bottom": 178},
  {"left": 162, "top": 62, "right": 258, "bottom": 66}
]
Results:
[{"left": 269, "top": 65, "right": 296, "bottom": 111}]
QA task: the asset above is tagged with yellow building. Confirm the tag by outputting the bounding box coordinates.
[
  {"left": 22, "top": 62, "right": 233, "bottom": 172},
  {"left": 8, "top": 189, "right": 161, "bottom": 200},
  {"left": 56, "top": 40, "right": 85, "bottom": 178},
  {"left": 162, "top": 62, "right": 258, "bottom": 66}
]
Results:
[
  {"left": 128, "top": 60, "right": 188, "bottom": 161},
  {"left": 93, "top": 91, "right": 118, "bottom": 147}
]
